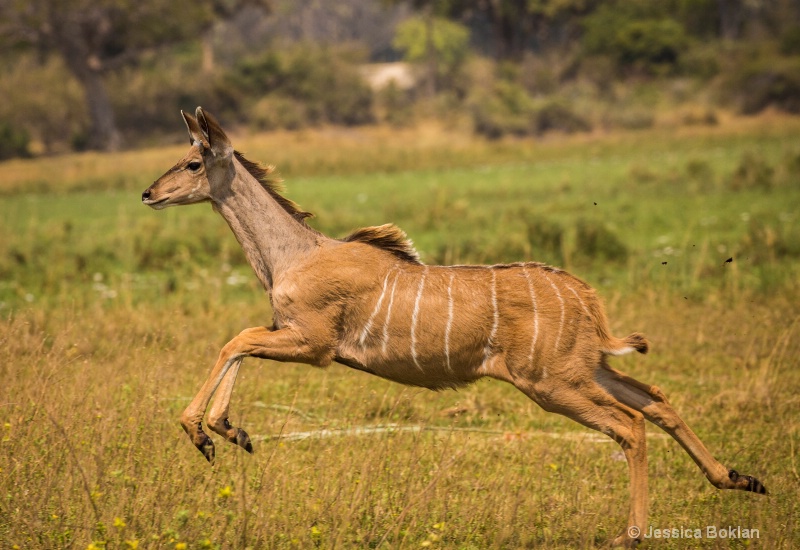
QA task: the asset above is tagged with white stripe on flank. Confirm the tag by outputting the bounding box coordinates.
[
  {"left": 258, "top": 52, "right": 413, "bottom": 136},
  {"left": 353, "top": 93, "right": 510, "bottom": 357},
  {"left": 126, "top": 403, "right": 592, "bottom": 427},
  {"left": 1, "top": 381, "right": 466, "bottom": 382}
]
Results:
[
  {"left": 381, "top": 271, "right": 400, "bottom": 355},
  {"left": 482, "top": 268, "right": 499, "bottom": 371},
  {"left": 444, "top": 272, "right": 455, "bottom": 372},
  {"left": 410, "top": 266, "right": 429, "bottom": 370},
  {"left": 542, "top": 271, "right": 565, "bottom": 352},
  {"left": 359, "top": 270, "right": 392, "bottom": 346},
  {"left": 522, "top": 267, "right": 540, "bottom": 366},
  {"left": 566, "top": 284, "right": 590, "bottom": 318}
]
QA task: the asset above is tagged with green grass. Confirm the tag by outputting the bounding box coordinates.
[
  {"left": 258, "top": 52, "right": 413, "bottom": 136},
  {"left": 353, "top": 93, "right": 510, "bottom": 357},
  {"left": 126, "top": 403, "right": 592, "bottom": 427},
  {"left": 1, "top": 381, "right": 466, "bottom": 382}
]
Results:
[{"left": 1, "top": 118, "right": 799, "bottom": 548}]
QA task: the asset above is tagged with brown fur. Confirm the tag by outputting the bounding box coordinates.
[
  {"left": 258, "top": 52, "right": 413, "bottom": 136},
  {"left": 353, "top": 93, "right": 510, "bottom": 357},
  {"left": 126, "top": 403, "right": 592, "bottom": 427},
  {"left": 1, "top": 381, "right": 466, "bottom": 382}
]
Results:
[
  {"left": 142, "top": 107, "right": 767, "bottom": 549},
  {"left": 344, "top": 224, "right": 421, "bottom": 264}
]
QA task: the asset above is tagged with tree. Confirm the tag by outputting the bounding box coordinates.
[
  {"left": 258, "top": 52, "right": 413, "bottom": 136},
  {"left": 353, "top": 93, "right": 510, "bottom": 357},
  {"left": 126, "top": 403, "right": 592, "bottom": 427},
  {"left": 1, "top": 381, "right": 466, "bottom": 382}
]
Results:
[
  {"left": 0, "top": 0, "right": 215, "bottom": 151},
  {"left": 0, "top": 0, "right": 219, "bottom": 151},
  {"left": 393, "top": 0, "right": 599, "bottom": 60},
  {"left": 393, "top": 13, "right": 470, "bottom": 94}
]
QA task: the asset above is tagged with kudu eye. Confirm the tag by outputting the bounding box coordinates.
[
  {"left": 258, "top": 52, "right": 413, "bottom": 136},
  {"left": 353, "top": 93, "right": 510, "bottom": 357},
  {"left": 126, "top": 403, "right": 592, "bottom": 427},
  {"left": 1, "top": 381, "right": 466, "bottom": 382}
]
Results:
[{"left": 187, "top": 161, "right": 202, "bottom": 171}]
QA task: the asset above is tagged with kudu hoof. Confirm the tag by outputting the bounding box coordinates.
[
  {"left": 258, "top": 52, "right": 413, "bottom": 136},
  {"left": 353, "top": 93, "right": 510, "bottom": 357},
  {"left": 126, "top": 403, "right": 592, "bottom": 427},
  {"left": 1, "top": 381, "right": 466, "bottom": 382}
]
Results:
[
  {"left": 195, "top": 433, "right": 216, "bottom": 465},
  {"left": 230, "top": 427, "right": 254, "bottom": 454},
  {"left": 728, "top": 469, "right": 768, "bottom": 494}
]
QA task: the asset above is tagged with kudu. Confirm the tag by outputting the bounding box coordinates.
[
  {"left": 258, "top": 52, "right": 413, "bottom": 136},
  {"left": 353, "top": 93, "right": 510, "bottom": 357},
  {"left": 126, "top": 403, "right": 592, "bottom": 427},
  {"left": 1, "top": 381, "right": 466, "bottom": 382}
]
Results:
[{"left": 142, "top": 108, "right": 766, "bottom": 547}]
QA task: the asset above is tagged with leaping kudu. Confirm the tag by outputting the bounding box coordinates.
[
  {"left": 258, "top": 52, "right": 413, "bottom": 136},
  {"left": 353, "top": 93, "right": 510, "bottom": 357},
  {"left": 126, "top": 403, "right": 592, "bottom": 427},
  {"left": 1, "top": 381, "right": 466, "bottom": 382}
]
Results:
[{"left": 142, "top": 107, "right": 766, "bottom": 547}]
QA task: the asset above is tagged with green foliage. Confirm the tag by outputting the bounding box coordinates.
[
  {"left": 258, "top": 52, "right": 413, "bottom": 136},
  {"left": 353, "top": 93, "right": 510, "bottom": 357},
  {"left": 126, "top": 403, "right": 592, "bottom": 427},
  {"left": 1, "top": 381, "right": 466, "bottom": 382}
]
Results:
[
  {"left": 225, "top": 46, "right": 374, "bottom": 129},
  {"left": 730, "top": 57, "right": 800, "bottom": 115},
  {"left": 582, "top": 6, "right": 689, "bottom": 74},
  {"left": 470, "top": 80, "right": 591, "bottom": 139},
  {"left": 574, "top": 220, "right": 628, "bottom": 263},
  {"left": 533, "top": 99, "right": 592, "bottom": 134},
  {"left": 376, "top": 82, "right": 416, "bottom": 127},
  {"left": 0, "top": 120, "right": 30, "bottom": 160},
  {"left": 393, "top": 15, "right": 470, "bottom": 78},
  {"left": 0, "top": 54, "right": 87, "bottom": 154},
  {"left": 779, "top": 25, "right": 800, "bottom": 55},
  {"left": 471, "top": 80, "right": 536, "bottom": 138}
]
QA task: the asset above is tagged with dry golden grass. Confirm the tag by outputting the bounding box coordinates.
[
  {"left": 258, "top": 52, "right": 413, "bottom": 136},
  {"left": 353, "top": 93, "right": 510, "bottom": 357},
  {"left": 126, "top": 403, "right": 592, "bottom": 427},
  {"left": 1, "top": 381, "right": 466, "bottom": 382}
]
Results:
[{"left": 1, "top": 292, "right": 797, "bottom": 549}]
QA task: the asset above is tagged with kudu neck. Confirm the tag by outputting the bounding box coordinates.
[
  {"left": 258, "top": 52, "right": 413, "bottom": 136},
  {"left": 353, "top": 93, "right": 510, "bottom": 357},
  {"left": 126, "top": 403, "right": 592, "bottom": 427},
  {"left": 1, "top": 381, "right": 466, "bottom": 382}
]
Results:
[{"left": 213, "top": 167, "right": 321, "bottom": 290}]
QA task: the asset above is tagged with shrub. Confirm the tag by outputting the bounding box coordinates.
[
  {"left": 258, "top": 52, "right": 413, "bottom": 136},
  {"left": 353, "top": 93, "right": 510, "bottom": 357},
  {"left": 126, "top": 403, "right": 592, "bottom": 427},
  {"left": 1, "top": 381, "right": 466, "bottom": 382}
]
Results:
[
  {"left": 533, "top": 100, "right": 592, "bottom": 134},
  {"left": 0, "top": 54, "right": 87, "bottom": 153},
  {"left": 226, "top": 46, "right": 375, "bottom": 129},
  {"left": 574, "top": 220, "right": 629, "bottom": 263},
  {"left": 376, "top": 81, "right": 415, "bottom": 127},
  {"left": 739, "top": 218, "right": 800, "bottom": 263},
  {"left": 678, "top": 44, "right": 720, "bottom": 79},
  {"left": 393, "top": 15, "right": 470, "bottom": 86},
  {"left": 470, "top": 80, "right": 536, "bottom": 138},
  {"left": 583, "top": 9, "right": 689, "bottom": 74},
  {"left": 0, "top": 121, "right": 30, "bottom": 160},
  {"left": 780, "top": 26, "right": 800, "bottom": 55},
  {"left": 728, "top": 152, "right": 775, "bottom": 191},
  {"left": 250, "top": 96, "right": 311, "bottom": 131},
  {"left": 613, "top": 19, "right": 688, "bottom": 71},
  {"left": 730, "top": 57, "right": 800, "bottom": 115},
  {"left": 470, "top": 81, "right": 590, "bottom": 138}
]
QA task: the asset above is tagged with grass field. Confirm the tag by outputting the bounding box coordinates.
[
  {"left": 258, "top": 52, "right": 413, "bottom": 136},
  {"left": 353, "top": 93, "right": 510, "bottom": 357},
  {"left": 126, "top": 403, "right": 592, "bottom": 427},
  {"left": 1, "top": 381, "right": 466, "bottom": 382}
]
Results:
[{"left": 1, "top": 116, "right": 799, "bottom": 549}]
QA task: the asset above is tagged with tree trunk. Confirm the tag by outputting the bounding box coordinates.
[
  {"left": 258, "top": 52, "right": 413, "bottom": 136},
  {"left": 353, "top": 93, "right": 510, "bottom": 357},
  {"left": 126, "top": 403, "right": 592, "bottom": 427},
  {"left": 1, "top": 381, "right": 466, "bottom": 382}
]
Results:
[
  {"left": 79, "top": 69, "right": 123, "bottom": 151},
  {"left": 202, "top": 29, "right": 216, "bottom": 74},
  {"left": 57, "top": 24, "right": 123, "bottom": 151},
  {"left": 717, "top": 0, "right": 744, "bottom": 40}
]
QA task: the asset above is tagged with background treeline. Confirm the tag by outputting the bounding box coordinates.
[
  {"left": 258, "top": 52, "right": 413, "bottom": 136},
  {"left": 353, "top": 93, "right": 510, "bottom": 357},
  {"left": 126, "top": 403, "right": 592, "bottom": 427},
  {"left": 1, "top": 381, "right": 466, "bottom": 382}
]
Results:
[{"left": 1, "top": 0, "right": 799, "bottom": 157}]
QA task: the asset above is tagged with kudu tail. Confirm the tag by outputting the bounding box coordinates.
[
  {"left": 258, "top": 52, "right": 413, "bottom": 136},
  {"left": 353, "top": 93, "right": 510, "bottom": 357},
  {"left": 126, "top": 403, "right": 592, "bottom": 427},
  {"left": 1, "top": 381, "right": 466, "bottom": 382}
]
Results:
[
  {"left": 585, "top": 292, "right": 649, "bottom": 356},
  {"left": 603, "top": 332, "right": 649, "bottom": 356}
]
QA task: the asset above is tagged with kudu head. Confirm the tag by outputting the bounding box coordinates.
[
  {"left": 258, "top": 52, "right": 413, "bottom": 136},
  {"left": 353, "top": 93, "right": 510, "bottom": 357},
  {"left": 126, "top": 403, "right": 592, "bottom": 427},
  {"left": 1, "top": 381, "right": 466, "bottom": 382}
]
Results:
[{"left": 142, "top": 107, "right": 233, "bottom": 209}]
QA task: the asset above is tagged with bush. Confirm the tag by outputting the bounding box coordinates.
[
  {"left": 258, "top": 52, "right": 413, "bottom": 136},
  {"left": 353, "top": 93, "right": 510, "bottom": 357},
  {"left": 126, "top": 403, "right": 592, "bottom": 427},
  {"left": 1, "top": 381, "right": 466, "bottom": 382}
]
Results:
[
  {"left": 470, "top": 80, "right": 536, "bottom": 138},
  {"left": 470, "top": 81, "right": 590, "bottom": 139},
  {"left": 574, "top": 220, "right": 628, "bottom": 263},
  {"left": 533, "top": 100, "right": 592, "bottom": 134},
  {"left": 0, "top": 121, "right": 30, "bottom": 160},
  {"left": 730, "top": 58, "right": 800, "bottom": 115},
  {"left": 780, "top": 26, "right": 800, "bottom": 55},
  {"left": 728, "top": 152, "right": 775, "bottom": 192},
  {"left": 0, "top": 55, "right": 87, "bottom": 153},
  {"left": 739, "top": 218, "right": 800, "bottom": 263},
  {"left": 583, "top": 9, "right": 689, "bottom": 75},
  {"left": 613, "top": 19, "right": 688, "bottom": 71},
  {"left": 393, "top": 15, "right": 470, "bottom": 87},
  {"left": 226, "top": 46, "right": 375, "bottom": 129}
]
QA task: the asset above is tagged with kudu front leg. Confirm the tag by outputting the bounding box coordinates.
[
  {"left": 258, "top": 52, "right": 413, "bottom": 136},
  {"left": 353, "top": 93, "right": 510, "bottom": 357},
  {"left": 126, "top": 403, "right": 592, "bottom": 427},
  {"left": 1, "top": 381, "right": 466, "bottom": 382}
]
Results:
[
  {"left": 181, "top": 326, "right": 328, "bottom": 464},
  {"left": 207, "top": 357, "right": 254, "bottom": 454}
]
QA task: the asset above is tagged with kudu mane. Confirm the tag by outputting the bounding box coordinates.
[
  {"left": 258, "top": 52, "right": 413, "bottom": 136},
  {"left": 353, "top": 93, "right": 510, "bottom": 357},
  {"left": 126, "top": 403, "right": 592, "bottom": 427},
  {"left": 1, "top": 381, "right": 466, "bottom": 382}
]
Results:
[{"left": 235, "top": 150, "right": 421, "bottom": 265}]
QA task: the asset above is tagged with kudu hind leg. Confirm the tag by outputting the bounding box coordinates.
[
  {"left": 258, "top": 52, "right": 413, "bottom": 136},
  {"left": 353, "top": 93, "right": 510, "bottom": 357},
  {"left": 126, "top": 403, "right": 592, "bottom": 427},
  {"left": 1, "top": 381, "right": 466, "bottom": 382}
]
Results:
[
  {"left": 207, "top": 357, "right": 254, "bottom": 454},
  {"left": 596, "top": 365, "right": 767, "bottom": 494},
  {"left": 516, "top": 380, "right": 649, "bottom": 548}
]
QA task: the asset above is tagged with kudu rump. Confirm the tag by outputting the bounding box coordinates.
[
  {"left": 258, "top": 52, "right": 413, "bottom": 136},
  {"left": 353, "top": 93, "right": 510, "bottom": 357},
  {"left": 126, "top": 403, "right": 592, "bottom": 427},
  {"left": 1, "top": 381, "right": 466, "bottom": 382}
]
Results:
[{"left": 142, "top": 108, "right": 766, "bottom": 547}]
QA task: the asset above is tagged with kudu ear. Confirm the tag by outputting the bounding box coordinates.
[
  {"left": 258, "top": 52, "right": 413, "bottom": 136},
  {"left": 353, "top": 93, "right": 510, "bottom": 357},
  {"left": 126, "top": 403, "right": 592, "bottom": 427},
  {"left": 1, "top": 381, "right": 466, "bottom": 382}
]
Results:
[
  {"left": 181, "top": 110, "right": 209, "bottom": 149},
  {"left": 196, "top": 107, "right": 232, "bottom": 159}
]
